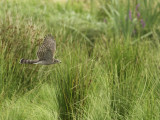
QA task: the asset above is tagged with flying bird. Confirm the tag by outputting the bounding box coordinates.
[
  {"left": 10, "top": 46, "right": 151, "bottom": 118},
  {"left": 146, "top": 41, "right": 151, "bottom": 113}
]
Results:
[{"left": 20, "top": 34, "right": 61, "bottom": 65}]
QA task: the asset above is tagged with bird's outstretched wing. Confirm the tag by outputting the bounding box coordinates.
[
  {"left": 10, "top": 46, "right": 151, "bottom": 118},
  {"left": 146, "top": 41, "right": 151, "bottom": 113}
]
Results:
[{"left": 37, "top": 34, "right": 56, "bottom": 60}]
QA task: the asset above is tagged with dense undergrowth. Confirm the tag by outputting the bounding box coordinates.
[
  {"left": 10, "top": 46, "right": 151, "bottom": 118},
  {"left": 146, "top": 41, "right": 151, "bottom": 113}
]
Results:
[{"left": 0, "top": 0, "right": 160, "bottom": 120}]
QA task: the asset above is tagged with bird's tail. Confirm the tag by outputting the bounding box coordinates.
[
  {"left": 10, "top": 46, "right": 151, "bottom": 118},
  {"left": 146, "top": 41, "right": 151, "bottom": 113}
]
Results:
[{"left": 20, "top": 59, "right": 39, "bottom": 64}]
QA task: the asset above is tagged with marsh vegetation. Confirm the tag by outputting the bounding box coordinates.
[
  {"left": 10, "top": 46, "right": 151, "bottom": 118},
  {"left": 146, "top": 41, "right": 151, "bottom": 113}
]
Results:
[{"left": 0, "top": 0, "right": 160, "bottom": 119}]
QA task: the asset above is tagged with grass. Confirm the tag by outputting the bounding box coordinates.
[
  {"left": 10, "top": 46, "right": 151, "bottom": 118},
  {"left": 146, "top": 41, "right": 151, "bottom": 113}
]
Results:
[{"left": 0, "top": 0, "right": 160, "bottom": 120}]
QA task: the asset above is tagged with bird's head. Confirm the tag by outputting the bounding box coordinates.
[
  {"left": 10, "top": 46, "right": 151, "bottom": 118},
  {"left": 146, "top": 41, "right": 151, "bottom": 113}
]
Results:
[{"left": 53, "top": 59, "right": 61, "bottom": 64}]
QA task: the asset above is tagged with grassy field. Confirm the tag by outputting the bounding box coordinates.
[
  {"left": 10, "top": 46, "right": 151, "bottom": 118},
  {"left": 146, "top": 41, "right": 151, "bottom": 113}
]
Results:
[{"left": 0, "top": 0, "right": 160, "bottom": 120}]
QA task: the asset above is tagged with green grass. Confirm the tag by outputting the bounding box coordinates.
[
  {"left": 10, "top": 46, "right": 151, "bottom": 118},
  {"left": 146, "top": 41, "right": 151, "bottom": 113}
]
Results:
[{"left": 0, "top": 0, "right": 160, "bottom": 120}]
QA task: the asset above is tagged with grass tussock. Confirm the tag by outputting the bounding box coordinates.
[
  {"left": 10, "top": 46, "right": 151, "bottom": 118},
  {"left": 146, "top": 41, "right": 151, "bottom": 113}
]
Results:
[{"left": 0, "top": 0, "right": 160, "bottom": 120}]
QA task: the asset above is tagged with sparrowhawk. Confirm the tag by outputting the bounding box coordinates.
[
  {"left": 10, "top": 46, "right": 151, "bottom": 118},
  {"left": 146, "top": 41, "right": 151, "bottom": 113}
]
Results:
[{"left": 20, "top": 34, "right": 61, "bottom": 65}]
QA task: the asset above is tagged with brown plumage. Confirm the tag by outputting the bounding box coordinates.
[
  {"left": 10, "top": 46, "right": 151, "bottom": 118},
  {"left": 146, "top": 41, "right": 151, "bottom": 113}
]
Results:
[
  {"left": 20, "top": 34, "right": 61, "bottom": 65},
  {"left": 20, "top": 59, "right": 39, "bottom": 64}
]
